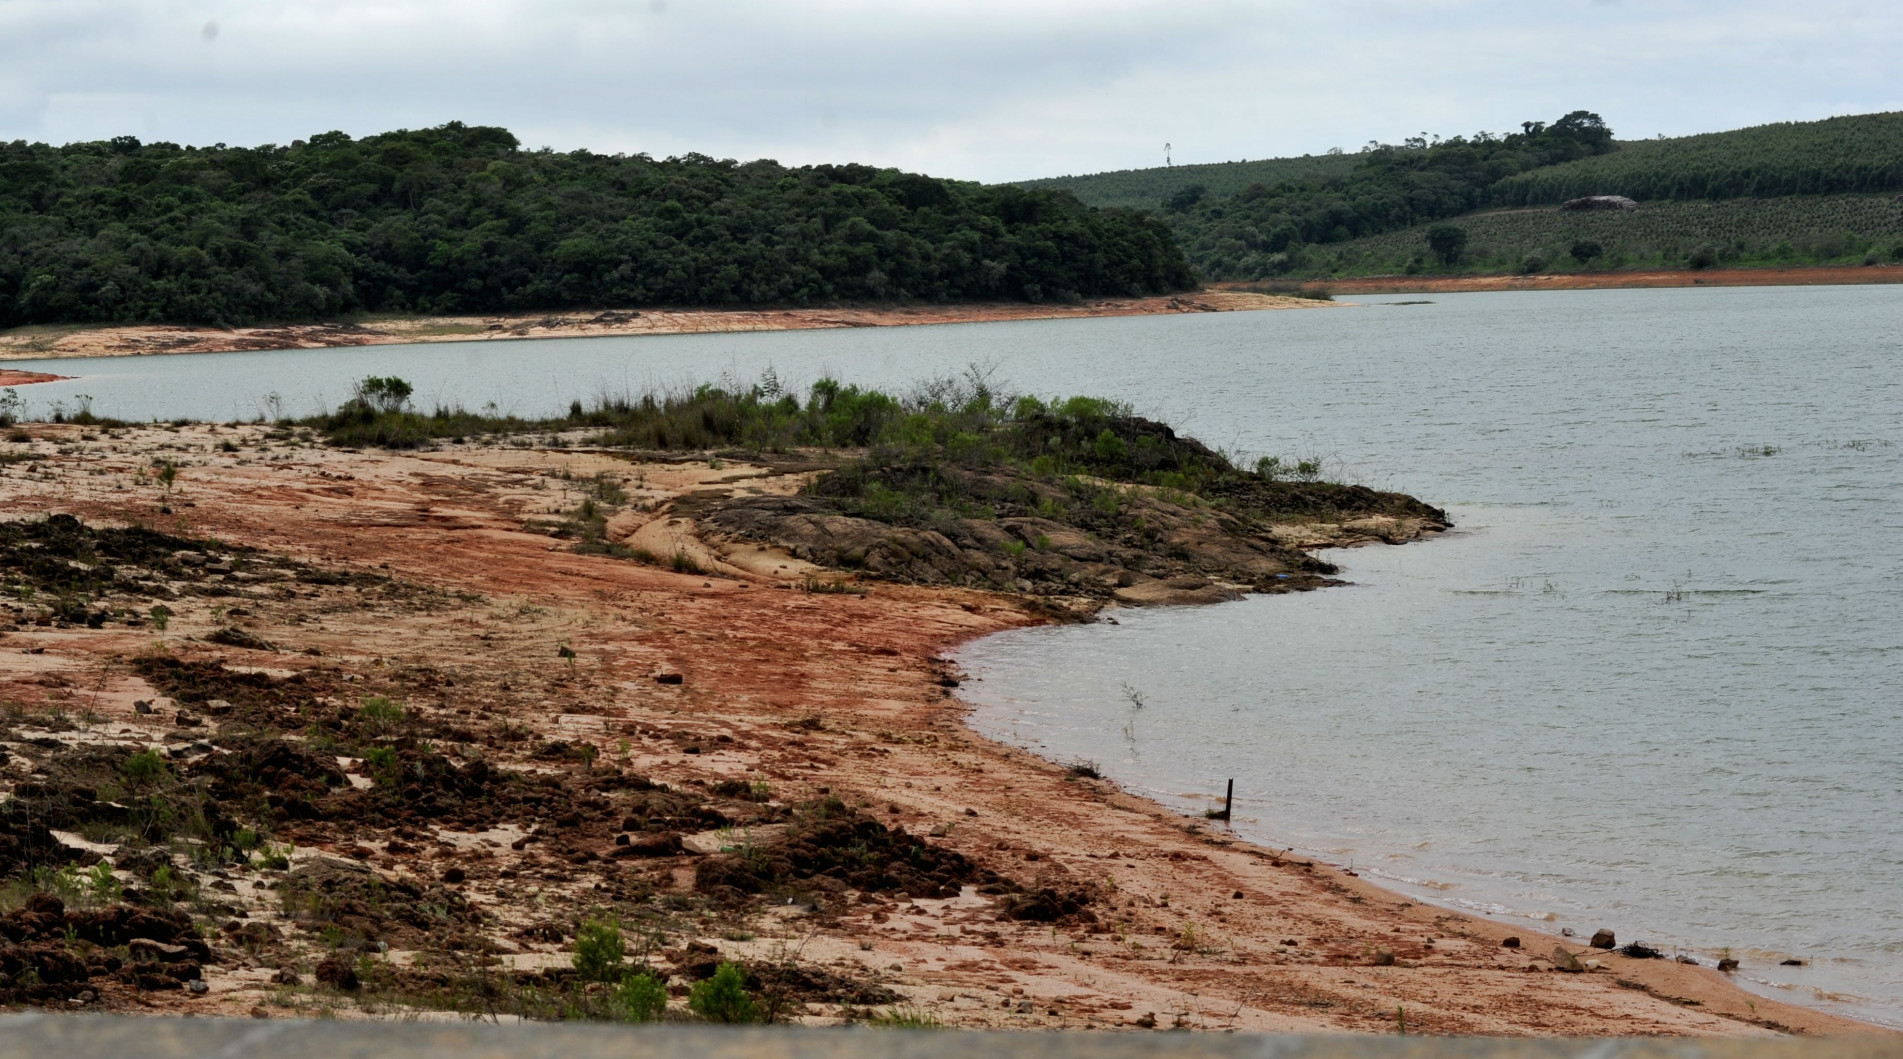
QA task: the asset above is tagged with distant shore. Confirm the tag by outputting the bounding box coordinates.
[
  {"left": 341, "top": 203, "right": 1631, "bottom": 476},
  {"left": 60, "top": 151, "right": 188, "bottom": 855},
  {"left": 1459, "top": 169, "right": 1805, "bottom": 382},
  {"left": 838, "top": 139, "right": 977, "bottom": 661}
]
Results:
[
  {"left": 1228, "top": 263, "right": 1903, "bottom": 296},
  {"left": 0, "top": 290, "right": 1323, "bottom": 365}
]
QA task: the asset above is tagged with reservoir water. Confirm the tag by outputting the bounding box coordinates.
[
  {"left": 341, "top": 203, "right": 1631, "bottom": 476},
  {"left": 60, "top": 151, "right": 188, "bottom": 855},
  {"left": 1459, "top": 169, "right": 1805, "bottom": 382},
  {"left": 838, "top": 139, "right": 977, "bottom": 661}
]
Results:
[{"left": 9, "top": 285, "right": 1902, "bottom": 1025}]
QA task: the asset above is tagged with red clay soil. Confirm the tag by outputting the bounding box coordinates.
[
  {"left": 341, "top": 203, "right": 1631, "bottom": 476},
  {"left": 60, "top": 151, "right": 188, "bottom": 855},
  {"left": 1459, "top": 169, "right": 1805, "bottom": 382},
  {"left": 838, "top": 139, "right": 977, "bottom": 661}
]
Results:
[
  {"left": 0, "top": 369, "right": 67, "bottom": 387},
  {"left": 0, "top": 422, "right": 1886, "bottom": 1036}
]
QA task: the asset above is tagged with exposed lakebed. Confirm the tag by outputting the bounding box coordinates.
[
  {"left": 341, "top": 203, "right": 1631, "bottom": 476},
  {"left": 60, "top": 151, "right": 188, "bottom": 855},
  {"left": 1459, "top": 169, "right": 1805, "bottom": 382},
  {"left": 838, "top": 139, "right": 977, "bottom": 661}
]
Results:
[{"left": 11, "top": 285, "right": 1902, "bottom": 1026}]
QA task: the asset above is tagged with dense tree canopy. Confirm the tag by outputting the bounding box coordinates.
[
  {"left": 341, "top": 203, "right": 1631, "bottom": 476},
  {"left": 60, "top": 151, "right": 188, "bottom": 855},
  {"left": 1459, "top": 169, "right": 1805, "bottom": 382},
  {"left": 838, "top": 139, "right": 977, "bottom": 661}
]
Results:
[{"left": 0, "top": 122, "right": 1194, "bottom": 327}]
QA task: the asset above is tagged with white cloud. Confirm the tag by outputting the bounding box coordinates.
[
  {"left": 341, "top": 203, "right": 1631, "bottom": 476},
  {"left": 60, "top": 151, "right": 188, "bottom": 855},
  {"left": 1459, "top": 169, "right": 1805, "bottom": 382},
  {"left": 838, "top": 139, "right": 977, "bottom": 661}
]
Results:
[{"left": 0, "top": 0, "right": 1897, "bottom": 181}]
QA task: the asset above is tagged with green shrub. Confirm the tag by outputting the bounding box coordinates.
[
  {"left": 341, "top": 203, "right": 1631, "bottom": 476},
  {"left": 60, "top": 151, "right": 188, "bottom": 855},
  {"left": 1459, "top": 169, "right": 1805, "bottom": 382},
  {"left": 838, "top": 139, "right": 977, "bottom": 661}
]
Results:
[
  {"left": 614, "top": 970, "right": 668, "bottom": 1022},
  {"left": 572, "top": 918, "right": 626, "bottom": 982},
  {"left": 121, "top": 748, "right": 168, "bottom": 788},
  {"left": 688, "top": 961, "right": 760, "bottom": 1023},
  {"left": 359, "top": 696, "right": 405, "bottom": 728}
]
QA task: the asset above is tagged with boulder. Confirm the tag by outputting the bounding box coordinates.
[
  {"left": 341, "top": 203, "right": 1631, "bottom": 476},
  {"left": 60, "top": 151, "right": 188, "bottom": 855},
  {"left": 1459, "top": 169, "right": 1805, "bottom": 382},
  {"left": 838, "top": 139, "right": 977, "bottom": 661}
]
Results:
[
  {"left": 1589, "top": 928, "right": 1616, "bottom": 950},
  {"left": 1551, "top": 947, "right": 1584, "bottom": 973}
]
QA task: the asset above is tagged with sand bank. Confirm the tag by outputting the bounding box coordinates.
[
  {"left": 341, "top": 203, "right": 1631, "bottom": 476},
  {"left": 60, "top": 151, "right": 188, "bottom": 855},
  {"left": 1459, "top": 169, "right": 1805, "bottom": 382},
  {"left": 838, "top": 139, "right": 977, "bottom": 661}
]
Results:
[
  {"left": 0, "top": 369, "right": 67, "bottom": 387},
  {"left": 0, "top": 421, "right": 1882, "bottom": 1036},
  {"left": 0, "top": 292, "right": 1319, "bottom": 363}
]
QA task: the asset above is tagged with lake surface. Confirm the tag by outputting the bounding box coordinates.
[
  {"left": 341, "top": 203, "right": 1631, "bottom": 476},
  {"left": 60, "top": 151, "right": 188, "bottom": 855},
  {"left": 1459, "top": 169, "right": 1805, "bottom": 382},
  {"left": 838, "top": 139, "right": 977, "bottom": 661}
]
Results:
[{"left": 11, "top": 286, "right": 1902, "bottom": 1025}]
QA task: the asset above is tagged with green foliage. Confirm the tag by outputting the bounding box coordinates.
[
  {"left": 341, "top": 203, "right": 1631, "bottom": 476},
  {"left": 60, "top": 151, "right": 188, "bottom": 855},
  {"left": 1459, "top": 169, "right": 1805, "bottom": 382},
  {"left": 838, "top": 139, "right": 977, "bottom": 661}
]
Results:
[
  {"left": 1425, "top": 224, "right": 1469, "bottom": 265},
  {"left": 1492, "top": 111, "right": 1903, "bottom": 205},
  {"left": 1015, "top": 152, "right": 1364, "bottom": 210},
  {"left": 612, "top": 970, "right": 668, "bottom": 1022},
  {"left": 688, "top": 961, "right": 760, "bottom": 1023},
  {"left": 572, "top": 918, "right": 626, "bottom": 982},
  {"left": 361, "top": 745, "right": 398, "bottom": 782},
  {"left": 0, "top": 123, "right": 1192, "bottom": 328},
  {"left": 1301, "top": 194, "right": 1903, "bottom": 276},
  {"left": 354, "top": 376, "right": 413, "bottom": 414},
  {"left": 358, "top": 695, "right": 405, "bottom": 729},
  {"left": 1161, "top": 110, "right": 1613, "bottom": 279},
  {"left": 120, "top": 748, "right": 168, "bottom": 788}
]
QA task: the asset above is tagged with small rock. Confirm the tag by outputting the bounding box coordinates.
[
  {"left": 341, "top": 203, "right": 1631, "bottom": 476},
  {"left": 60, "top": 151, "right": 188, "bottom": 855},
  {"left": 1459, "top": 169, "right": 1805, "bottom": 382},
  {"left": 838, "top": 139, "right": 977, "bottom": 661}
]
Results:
[
  {"left": 1676, "top": 955, "right": 1700, "bottom": 965},
  {"left": 654, "top": 672, "right": 683, "bottom": 685},
  {"left": 1589, "top": 928, "right": 1616, "bottom": 950},
  {"left": 129, "top": 938, "right": 191, "bottom": 962},
  {"left": 273, "top": 969, "right": 302, "bottom": 986},
  {"left": 175, "top": 711, "right": 201, "bottom": 727},
  {"left": 187, "top": 979, "right": 209, "bottom": 995},
  {"left": 249, "top": 1006, "right": 270, "bottom": 1019},
  {"left": 1134, "top": 1013, "right": 1157, "bottom": 1028},
  {"left": 1717, "top": 958, "right": 1740, "bottom": 972},
  {"left": 1501, "top": 937, "right": 1521, "bottom": 949},
  {"left": 443, "top": 867, "right": 466, "bottom": 884},
  {"left": 315, "top": 955, "right": 361, "bottom": 991},
  {"left": 1551, "top": 947, "right": 1584, "bottom": 973},
  {"left": 133, "top": 700, "right": 152, "bottom": 714},
  {"left": 1371, "top": 947, "right": 1396, "bottom": 966},
  {"left": 204, "top": 699, "right": 232, "bottom": 714},
  {"left": 77, "top": 990, "right": 95, "bottom": 1004},
  {"left": 1780, "top": 958, "right": 1807, "bottom": 967}
]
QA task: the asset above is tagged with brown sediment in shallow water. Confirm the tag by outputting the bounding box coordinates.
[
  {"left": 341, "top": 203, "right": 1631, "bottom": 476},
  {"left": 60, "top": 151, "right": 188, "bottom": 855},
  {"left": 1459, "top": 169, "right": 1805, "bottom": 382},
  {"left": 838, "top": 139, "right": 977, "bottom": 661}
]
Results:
[
  {"left": 0, "top": 422, "right": 1885, "bottom": 1035},
  {"left": 0, "top": 369, "right": 67, "bottom": 387},
  {"left": 0, "top": 291, "right": 1322, "bottom": 363}
]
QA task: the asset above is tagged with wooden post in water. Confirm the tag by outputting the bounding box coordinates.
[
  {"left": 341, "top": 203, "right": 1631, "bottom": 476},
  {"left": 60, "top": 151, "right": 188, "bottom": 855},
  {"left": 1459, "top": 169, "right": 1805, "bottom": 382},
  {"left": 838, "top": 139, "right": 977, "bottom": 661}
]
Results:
[{"left": 1218, "top": 779, "right": 1233, "bottom": 822}]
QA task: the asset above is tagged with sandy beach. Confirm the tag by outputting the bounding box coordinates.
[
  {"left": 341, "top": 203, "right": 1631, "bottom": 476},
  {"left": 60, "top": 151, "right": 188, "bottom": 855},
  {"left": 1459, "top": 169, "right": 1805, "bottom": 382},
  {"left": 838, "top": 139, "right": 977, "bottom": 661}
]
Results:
[
  {"left": 0, "top": 291, "right": 1319, "bottom": 365},
  {"left": 0, "top": 418, "right": 1883, "bottom": 1036}
]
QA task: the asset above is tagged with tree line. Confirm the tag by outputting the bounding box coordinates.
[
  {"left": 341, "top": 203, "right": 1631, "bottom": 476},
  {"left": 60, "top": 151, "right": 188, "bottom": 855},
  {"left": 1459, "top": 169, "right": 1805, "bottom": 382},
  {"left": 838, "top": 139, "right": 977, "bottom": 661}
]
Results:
[
  {"left": 0, "top": 122, "right": 1195, "bottom": 327},
  {"left": 1162, "top": 111, "right": 1618, "bottom": 280}
]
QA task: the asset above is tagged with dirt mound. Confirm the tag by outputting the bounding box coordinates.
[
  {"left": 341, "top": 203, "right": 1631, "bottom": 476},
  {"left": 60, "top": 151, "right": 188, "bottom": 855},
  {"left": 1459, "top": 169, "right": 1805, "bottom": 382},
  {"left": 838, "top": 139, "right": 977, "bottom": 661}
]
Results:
[
  {"left": 277, "top": 859, "right": 482, "bottom": 951},
  {"left": 694, "top": 798, "right": 1011, "bottom": 902}
]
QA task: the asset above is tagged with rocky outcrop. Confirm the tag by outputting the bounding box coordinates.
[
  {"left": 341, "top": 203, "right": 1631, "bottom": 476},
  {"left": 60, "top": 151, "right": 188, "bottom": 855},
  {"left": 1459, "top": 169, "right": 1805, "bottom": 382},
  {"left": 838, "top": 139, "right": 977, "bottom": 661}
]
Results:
[{"left": 1560, "top": 195, "right": 1638, "bottom": 211}]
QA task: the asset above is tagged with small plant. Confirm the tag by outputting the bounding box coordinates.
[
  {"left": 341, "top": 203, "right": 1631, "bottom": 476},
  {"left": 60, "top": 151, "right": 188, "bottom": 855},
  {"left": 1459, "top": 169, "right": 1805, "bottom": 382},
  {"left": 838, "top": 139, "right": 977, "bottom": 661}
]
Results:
[
  {"left": 572, "top": 918, "right": 626, "bottom": 982},
  {"left": 359, "top": 696, "right": 405, "bottom": 730},
  {"left": 688, "top": 961, "right": 760, "bottom": 1023},
  {"left": 670, "top": 550, "right": 704, "bottom": 575},
  {"left": 613, "top": 969, "right": 668, "bottom": 1022},
  {"left": 148, "top": 604, "right": 172, "bottom": 633},
  {"left": 121, "top": 747, "right": 168, "bottom": 788},
  {"left": 362, "top": 746, "right": 398, "bottom": 783},
  {"left": 1065, "top": 760, "right": 1101, "bottom": 780},
  {"left": 866, "top": 1004, "right": 944, "bottom": 1029}
]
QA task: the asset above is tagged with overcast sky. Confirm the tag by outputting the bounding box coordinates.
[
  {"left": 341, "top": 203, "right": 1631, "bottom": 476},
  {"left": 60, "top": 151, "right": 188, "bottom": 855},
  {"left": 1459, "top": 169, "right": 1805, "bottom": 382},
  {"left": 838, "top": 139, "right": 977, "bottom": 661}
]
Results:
[{"left": 1, "top": 0, "right": 1898, "bottom": 183}]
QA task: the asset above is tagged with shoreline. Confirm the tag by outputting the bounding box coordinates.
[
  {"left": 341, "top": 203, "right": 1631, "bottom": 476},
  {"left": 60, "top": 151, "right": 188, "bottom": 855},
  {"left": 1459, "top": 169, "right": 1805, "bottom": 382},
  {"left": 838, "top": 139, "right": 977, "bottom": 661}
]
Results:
[
  {"left": 1222, "top": 263, "right": 1903, "bottom": 296},
  {"left": 0, "top": 369, "right": 69, "bottom": 387},
  {"left": 0, "top": 291, "right": 1320, "bottom": 365},
  {"left": 0, "top": 420, "right": 1883, "bottom": 1035}
]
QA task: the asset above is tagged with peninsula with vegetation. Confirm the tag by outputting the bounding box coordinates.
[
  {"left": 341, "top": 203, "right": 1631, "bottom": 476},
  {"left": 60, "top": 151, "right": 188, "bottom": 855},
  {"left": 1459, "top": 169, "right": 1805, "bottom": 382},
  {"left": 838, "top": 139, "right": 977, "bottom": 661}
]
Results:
[{"left": 0, "top": 370, "right": 1875, "bottom": 1035}]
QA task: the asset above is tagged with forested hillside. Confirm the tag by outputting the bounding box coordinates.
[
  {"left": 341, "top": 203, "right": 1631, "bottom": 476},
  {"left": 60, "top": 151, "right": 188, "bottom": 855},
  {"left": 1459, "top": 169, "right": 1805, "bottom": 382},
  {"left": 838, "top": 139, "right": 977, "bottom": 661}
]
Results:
[
  {"left": 1293, "top": 195, "right": 1903, "bottom": 278},
  {"left": 0, "top": 123, "right": 1194, "bottom": 328},
  {"left": 1016, "top": 153, "right": 1362, "bottom": 211},
  {"left": 1492, "top": 112, "right": 1903, "bottom": 205},
  {"left": 1160, "top": 111, "right": 1618, "bottom": 280},
  {"left": 1132, "top": 109, "right": 1903, "bottom": 281}
]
